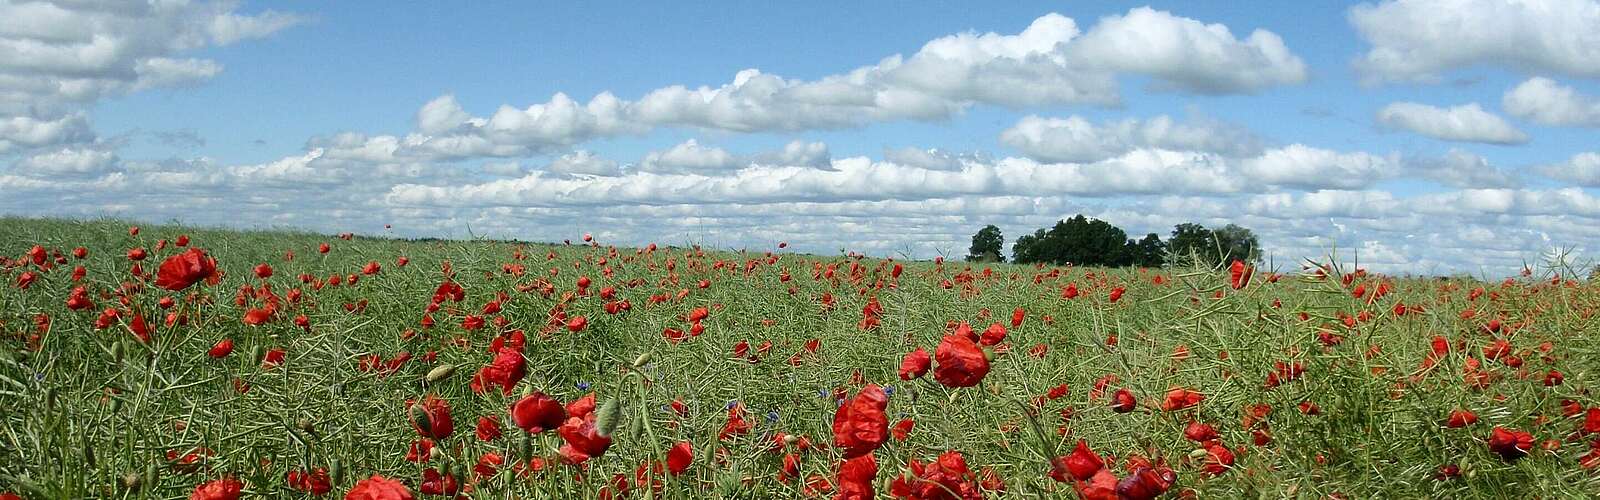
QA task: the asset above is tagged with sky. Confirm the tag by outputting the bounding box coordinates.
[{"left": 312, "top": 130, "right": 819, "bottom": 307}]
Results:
[{"left": 3, "top": 0, "right": 1600, "bottom": 277}]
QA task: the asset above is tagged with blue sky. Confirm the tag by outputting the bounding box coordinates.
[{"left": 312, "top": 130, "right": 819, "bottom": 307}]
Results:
[{"left": 4, "top": 1, "right": 1600, "bottom": 276}]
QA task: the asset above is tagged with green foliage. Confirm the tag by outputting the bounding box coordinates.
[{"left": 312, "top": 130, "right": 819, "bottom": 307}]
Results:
[{"left": 966, "top": 224, "right": 1005, "bottom": 263}]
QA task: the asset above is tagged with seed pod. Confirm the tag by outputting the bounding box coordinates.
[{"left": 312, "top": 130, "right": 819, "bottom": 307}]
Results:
[
  {"left": 108, "top": 396, "right": 121, "bottom": 413},
  {"left": 247, "top": 344, "right": 262, "bottom": 365},
  {"left": 632, "top": 352, "right": 652, "bottom": 368},
  {"left": 628, "top": 408, "right": 645, "bottom": 439},
  {"left": 425, "top": 364, "right": 456, "bottom": 384},
  {"left": 595, "top": 398, "right": 622, "bottom": 437},
  {"left": 1189, "top": 448, "right": 1209, "bottom": 459},
  {"left": 329, "top": 458, "right": 345, "bottom": 484},
  {"left": 84, "top": 442, "right": 96, "bottom": 468},
  {"left": 143, "top": 462, "right": 159, "bottom": 490},
  {"left": 111, "top": 341, "right": 125, "bottom": 363}
]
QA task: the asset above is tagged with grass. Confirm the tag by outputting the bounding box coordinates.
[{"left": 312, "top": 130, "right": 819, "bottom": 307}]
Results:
[{"left": 1, "top": 216, "right": 1598, "bottom": 499}]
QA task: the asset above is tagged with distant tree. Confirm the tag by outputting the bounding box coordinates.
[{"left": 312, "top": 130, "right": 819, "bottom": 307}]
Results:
[
  {"left": 1167, "top": 223, "right": 1260, "bottom": 267},
  {"left": 1167, "top": 223, "right": 1216, "bottom": 266},
  {"left": 1128, "top": 233, "right": 1167, "bottom": 267},
  {"left": 967, "top": 225, "right": 1005, "bottom": 263},
  {"left": 1212, "top": 224, "right": 1261, "bottom": 264},
  {"left": 1012, "top": 215, "right": 1127, "bottom": 266}
]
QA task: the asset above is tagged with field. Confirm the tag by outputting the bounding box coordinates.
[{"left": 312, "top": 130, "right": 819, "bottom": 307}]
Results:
[{"left": 2, "top": 217, "right": 1599, "bottom": 499}]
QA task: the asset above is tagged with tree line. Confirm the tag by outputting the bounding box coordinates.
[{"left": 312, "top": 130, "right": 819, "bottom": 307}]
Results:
[{"left": 965, "top": 215, "right": 1259, "bottom": 268}]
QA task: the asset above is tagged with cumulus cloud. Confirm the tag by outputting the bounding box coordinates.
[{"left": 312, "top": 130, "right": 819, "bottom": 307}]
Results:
[
  {"left": 10, "top": 146, "right": 117, "bottom": 177},
  {"left": 1376, "top": 102, "right": 1528, "bottom": 144},
  {"left": 1539, "top": 152, "right": 1600, "bottom": 186},
  {"left": 1406, "top": 149, "right": 1521, "bottom": 188},
  {"left": 1064, "top": 7, "right": 1307, "bottom": 94},
  {"left": 0, "top": 112, "right": 92, "bottom": 152},
  {"left": 882, "top": 147, "right": 989, "bottom": 171},
  {"left": 546, "top": 150, "right": 620, "bottom": 176},
  {"left": 349, "top": 8, "right": 1305, "bottom": 157},
  {"left": 1237, "top": 145, "right": 1397, "bottom": 190},
  {"left": 1503, "top": 77, "right": 1600, "bottom": 127},
  {"left": 1350, "top": 0, "right": 1600, "bottom": 83},
  {"left": 638, "top": 139, "right": 741, "bottom": 173},
  {"left": 0, "top": 1, "right": 303, "bottom": 113},
  {"left": 1000, "top": 114, "right": 1264, "bottom": 162}
]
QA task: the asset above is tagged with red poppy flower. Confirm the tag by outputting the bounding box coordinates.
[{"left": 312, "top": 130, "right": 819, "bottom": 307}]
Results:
[
  {"left": 979, "top": 322, "right": 1007, "bottom": 346},
  {"left": 1160, "top": 388, "right": 1204, "bottom": 411},
  {"left": 1110, "top": 389, "right": 1137, "bottom": 413},
  {"left": 1051, "top": 440, "right": 1104, "bottom": 482},
  {"left": 345, "top": 474, "right": 413, "bottom": 500},
  {"left": 510, "top": 392, "right": 565, "bottom": 433},
  {"left": 836, "top": 453, "right": 877, "bottom": 500},
  {"left": 470, "top": 348, "right": 526, "bottom": 396},
  {"left": 1487, "top": 427, "right": 1533, "bottom": 461},
  {"left": 408, "top": 395, "right": 454, "bottom": 440},
  {"left": 1445, "top": 409, "right": 1477, "bottom": 428},
  {"left": 832, "top": 384, "right": 889, "bottom": 458},
  {"left": 413, "top": 467, "right": 457, "bottom": 495},
  {"left": 667, "top": 441, "right": 693, "bottom": 475},
  {"left": 1229, "top": 260, "right": 1253, "bottom": 290},
  {"left": 286, "top": 468, "right": 332, "bottom": 495},
  {"left": 476, "top": 416, "right": 503, "bottom": 442},
  {"left": 892, "top": 419, "right": 915, "bottom": 441},
  {"left": 898, "top": 348, "right": 930, "bottom": 380},
  {"left": 1116, "top": 466, "right": 1177, "bottom": 500},
  {"left": 558, "top": 394, "right": 612, "bottom": 464},
  {"left": 208, "top": 339, "right": 234, "bottom": 359},
  {"left": 890, "top": 451, "right": 979, "bottom": 500},
  {"left": 155, "top": 248, "right": 217, "bottom": 291},
  {"left": 933, "top": 334, "right": 990, "bottom": 388},
  {"left": 190, "top": 477, "right": 243, "bottom": 500}
]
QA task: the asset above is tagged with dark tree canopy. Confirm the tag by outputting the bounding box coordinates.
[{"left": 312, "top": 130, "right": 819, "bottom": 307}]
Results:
[
  {"left": 967, "top": 224, "right": 1005, "bottom": 263},
  {"left": 1002, "top": 216, "right": 1255, "bottom": 268},
  {"left": 1011, "top": 215, "right": 1128, "bottom": 266},
  {"left": 1167, "top": 223, "right": 1260, "bottom": 267}
]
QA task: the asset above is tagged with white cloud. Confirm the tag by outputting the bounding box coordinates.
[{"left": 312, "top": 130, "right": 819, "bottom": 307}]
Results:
[
  {"left": 1064, "top": 7, "right": 1307, "bottom": 94},
  {"left": 1376, "top": 102, "right": 1528, "bottom": 144},
  {"left": 882, "top": 147, "right": 988, "bottom": 171},
  {"left": 1539, "top": 152, "right": 1600, "bottom": 186},
  {"left": 0, "top": 1, "right": 303, "bottom": 113},
  {"left": 752, "top": 140, "right": 831, "bottom": 168},
  {"left": 1407, "top": 149, "right": 1520, "bottom": 188},
  {"left": 1000, "top": 114, "right": 1263, "bottom": 162},
  {"left": 1503, "top": 77, "right": 1600, "bottom": 127},
  {"left": 638, "top": 139, "right": 742, "bottom": 173},
  {"left": 546, "top": 150, "right": 620, "bottom": 176},
  {"left": 354, "top": 8, "right": 1305, "bottom": 155},
  {"left": 1238, "top": 144, "right": 1397, "bottom": 189},
  {"left": 10, "top": 146, "right": 117, "bottom": 177},
  {"left": 1350, "top": 0, "right": 1600, "bottom": 83},
  {"left": 0, "top": 112, "right": 91, "bottom": 152}
]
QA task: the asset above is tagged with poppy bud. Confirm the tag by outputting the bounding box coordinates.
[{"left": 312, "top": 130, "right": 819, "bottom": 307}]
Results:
[
  {"left": 426, "top": 364, "right": 456, "bottom": 384},
  {"left": 632, "top": 352, "right": 652, "bottom": 368},
  {"left": 595, "top": 398, "right": 622, "bottom": 437}
]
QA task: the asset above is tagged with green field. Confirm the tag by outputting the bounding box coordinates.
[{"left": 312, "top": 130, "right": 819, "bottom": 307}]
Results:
[{"left": 2, "top": 217, "right": 1598, "bottom": 499}]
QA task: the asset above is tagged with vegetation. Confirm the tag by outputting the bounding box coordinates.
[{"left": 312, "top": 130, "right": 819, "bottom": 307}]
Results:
[{"left": 0, "top": 217, "right": 1596, "bottom": 499}]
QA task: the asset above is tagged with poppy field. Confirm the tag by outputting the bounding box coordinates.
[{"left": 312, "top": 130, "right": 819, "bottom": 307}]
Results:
[{"left": 3, "top": 217, "right": 1600, "bottom": 499}]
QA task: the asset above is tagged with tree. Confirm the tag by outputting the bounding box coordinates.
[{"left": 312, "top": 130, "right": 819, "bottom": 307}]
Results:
[
  {"left": 1166, "top": 223, "right": 1215, "bottom": 266},
  {"left": 1128, "top": 233, "right": 1167, "bottom": 267},
  {"left": 967, "top": 225, "right": 1005, "bottom": 263},
  {"left": 1011, "top": 215, "right": 1127, "bottom": 266},
  {"left": 1167, "top": 223, "right": 1259, "bottom": 267},
  {"left": 1212, "top": 224, "right": 1261, "bottom": 264}
]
